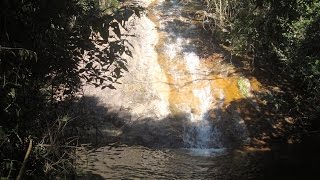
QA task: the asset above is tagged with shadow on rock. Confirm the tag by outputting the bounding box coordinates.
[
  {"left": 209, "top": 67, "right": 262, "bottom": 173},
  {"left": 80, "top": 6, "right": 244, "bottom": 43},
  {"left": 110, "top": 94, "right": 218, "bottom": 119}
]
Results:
[
  {"left": 66, "top": 92, "right": 320, "bottom": 179},
  {"left": 67, "top": 95, "right": 251, "bottom": 150}
]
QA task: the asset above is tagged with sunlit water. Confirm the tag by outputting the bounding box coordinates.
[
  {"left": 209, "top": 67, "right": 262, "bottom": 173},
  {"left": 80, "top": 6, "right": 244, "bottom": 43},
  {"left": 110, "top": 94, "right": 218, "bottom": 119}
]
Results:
[{"left": 155, "top": 0, "right": 225, "bottom": 154}]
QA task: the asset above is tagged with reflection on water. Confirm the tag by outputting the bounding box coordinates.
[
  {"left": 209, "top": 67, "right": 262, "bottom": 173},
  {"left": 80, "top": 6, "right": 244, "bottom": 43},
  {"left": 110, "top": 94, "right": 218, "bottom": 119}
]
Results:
[{"left": 80, "top": 144, "right": 260, "bottom": 179}]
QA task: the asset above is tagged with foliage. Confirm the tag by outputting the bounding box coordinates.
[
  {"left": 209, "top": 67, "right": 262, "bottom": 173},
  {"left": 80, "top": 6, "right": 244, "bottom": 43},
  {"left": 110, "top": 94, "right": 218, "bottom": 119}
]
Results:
[
  {"left": 0, "top": 0, "right": 142, "bottom": 178},
  {"left": 204, "top": 0, "right": 320, "bottom": 124}
]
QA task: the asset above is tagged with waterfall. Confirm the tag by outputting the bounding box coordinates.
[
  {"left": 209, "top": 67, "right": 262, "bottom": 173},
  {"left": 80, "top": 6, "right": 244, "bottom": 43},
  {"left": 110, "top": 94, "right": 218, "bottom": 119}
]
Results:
[
  {"left": 184, "top": 52, "right": 200, "bottom": 81},
  {"left": 155, "top": 0, "right": 225, "bottom": 155},
  {"left": 182, "top": 62, "right": 223, "bottom": 151}
]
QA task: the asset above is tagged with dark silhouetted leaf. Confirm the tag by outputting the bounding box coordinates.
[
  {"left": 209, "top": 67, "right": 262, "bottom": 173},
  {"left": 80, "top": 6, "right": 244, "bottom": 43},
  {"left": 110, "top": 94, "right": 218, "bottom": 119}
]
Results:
[
  {"left": 108, "top": 84, "right": 116, "bottom": 89},
  {"left": 117, "top": 60, "right": 128, "bottom": 72},
  {"left": 134, "top": 9, "right": 140, "bottom": 18},
  {"left": 123, "top": 9, "right": 134, "bottom": 22},
  {"left": 79, "top": 69, "right": 86, "bottom": 73},
  {"left": 111, "top": 22, "right": 121, "bottom": 38},
  {"left": 107, "top": 77, "right": 113, "bottom": 82},
  {"left": 125, "top": 50, "right": 132, "bottom": 57},
  {"left": 85, "top": 62, "right": 93, "bottom": 69},
  {"left": 114, "top": 67, "right": 122, "bottom": 78}
]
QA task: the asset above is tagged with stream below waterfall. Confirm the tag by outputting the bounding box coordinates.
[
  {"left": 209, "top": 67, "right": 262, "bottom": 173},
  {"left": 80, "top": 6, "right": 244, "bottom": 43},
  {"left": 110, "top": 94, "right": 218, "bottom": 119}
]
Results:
[
  {"left": 79, "top": 0, "right": 272, "bottom": 179},
  {"left": 79, "top": 144, "right": 264, "bottom": 179}
]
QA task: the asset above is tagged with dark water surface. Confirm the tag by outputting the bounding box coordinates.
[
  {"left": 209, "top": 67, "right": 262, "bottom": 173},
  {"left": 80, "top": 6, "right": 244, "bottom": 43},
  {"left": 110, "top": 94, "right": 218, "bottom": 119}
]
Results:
[{"left": 80, "top": 144, "right": 265, "bottom": 179}]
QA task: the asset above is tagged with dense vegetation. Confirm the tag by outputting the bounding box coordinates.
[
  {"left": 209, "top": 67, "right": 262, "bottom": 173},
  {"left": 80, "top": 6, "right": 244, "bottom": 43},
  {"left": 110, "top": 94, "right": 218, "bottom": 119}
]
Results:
[
  {"left": 1, "top": 0, "right": 319, "bottom": 178},
  {"left": 0, "top": 0, "right": 141, "bottom": 178},
  {"left": 204, "top": 0, "right": 320, "bottom": 128}
]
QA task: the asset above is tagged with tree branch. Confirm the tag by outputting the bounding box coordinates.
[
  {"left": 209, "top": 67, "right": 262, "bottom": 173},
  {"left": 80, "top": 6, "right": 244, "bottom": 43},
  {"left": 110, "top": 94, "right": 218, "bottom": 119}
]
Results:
[{"left": 16, "top": 139, "right": 33, "bottom": 180}]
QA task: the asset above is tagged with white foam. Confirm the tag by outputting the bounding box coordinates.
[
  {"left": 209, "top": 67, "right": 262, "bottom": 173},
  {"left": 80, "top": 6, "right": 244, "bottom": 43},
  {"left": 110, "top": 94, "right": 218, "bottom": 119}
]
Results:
[
  {"left": 165, "top": 43, "right": 177, "bottom": 60},
  {"left": 185, "top": 148, "right": 226, "bottom": 157},
  {"left": 193, "top": 85, "right": 212, "bottom": 120},
  {"left": 184, "top": 52, "right": 200, "bottom": 81}
]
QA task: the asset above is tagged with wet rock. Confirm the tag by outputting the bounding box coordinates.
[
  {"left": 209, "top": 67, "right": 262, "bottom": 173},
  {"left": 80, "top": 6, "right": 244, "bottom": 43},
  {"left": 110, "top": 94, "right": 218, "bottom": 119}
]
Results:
[
  {"left": 211, "top": 104, "right": 251, "bottom": 148},
  {"left": 120, "top": 117, "right": 185, "bottom": 148}
]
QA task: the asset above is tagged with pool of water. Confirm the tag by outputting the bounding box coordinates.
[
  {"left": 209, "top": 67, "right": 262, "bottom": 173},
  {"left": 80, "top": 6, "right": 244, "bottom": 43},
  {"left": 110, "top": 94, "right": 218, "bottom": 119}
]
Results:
[{"left": 79, "top": 144, "right": 263, "bottom": 179}]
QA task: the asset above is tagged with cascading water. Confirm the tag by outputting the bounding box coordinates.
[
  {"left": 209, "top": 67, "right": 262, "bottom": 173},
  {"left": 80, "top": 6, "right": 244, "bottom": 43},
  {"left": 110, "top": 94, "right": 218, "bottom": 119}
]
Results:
[
  {"left": 156, "top": 0, "right": 225, "bottom": 155},
  {"left": 182, "top": 66, "right": 225, "bottom": 155},
  {"left": 80, "top": 0, "right": 262, "bottom": 178},
  {"left": 184, "top": 52, "right": 200, "bottom": 81}
]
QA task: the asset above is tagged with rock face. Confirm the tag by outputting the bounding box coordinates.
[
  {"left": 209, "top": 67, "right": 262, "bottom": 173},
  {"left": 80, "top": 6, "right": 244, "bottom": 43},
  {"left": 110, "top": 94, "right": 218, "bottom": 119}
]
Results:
[
  {"left": 80, "top": 0, "right": 180, "bottom": 147},
  {"left": 81, "top": 0, "right": 252, "bottom": 149},
  {"left": 83, "top": 0, "right": 170, "bottom": 121}
]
